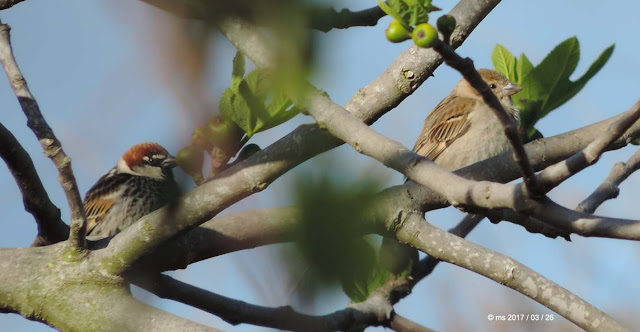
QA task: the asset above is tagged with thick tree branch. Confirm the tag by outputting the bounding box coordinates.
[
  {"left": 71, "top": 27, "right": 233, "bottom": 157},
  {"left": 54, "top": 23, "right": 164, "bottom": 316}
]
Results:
[
  {"left": 577, "top": 148, "right": 640, "bottom": 214},
  {"left": 0, "top": 23, "right": 86, "bottom": 250},
  {"left": 431, "top": 39, "right": 540, "bottom": 196},
  {"left": 131, "top": 207, "right": 301, "bottom": 272},
  {"left": 411, "top": 214, "right": 483, "bottom": 281},
  {"left": 0, "top": 122, "right": 68, "bottom": 246},
  {"left": 0, "top": 245, "right": 220, "bottom": 331},
  {"left": 394, "top": 213, "right": 626, "bottom": 331}
]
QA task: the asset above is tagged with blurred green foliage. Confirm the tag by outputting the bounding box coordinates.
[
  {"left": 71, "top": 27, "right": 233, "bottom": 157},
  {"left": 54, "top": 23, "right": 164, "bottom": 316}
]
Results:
[
  {"left": 220, "top": 52, "right": 300, "bottom": 137},
  {"left": 290, "top": 175, "right": 390, "bottom": 303},
  {"left": 493, "top": 37, "right": 614, "bottom": 140}
]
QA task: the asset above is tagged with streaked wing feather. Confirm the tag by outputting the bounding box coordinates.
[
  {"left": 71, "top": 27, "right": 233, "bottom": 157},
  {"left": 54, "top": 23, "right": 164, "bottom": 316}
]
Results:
[
  {"left": 413, "top": 96, "right": 476, "bottom": 161},
  {"left": 84, "top": 198, "right": 115, "bottom": 234},
  {"left": 83, "top": 169, "right": 130, "bottom": 235}
]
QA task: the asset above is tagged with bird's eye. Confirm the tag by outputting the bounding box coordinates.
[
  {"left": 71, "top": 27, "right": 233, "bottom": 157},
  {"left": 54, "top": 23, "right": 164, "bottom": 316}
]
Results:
[
  {"left": 147, "top": 157, "right": 155, "bottom": 165},
  {"left": 489, "top": 84, "right": 497, "bottom": 89}
]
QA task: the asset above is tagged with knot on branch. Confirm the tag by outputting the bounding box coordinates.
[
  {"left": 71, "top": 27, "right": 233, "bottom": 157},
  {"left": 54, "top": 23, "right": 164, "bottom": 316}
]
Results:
[{"left": 389, "top": 210, "right": 411, "bottom": 234}]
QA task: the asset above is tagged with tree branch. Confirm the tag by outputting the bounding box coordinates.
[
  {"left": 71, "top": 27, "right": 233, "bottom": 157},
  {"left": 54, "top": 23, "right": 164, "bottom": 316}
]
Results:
[
  {"left": 537, "top": 100, "right": 640, "bottom": 192},
  {"left": 139, "top": 0, "right": 385, "bottom": 32},
  {"left": 411, "top": 214, "right": 483, "bottom": 281},
  {"left": 0, "top": 245, "right": 220, "bottom": 331},
  {"left": 577, "top": 147, "right": 640, "bottom": 214},
  {"left": 131, "top": 207, "right": 301, "bottom": 272},
  {"left": 495, "top": 199, "right": 640, "bottom": 240},
  {"left": 394, "top": 213, "right": 626, "bottom": 331},
  {"left": 310, "top": 5, "right": 386, "bottom": 32},
  {"left": 0, "top": 122, "right": 68, "bottom": 246},
  {"left": 0, "top": 23, "right": 86, "bottom": 250},
  {"left": 135, "top": 273, "right": 431, "bottom": 331}
]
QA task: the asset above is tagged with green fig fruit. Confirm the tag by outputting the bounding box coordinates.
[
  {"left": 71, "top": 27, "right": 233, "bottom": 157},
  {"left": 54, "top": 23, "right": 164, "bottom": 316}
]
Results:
[
  {"left": 386, "top": 20, "right": 411, "bottom": 43},
  {"left": 412, "top": 23, "right": 438, "bottom": 48}
]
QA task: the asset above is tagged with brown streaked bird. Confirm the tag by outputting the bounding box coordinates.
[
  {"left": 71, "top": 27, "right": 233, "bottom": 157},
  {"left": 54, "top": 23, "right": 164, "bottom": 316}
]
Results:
[
  {"left": 83, "top": 142, "right": 179, "bottom": 239},
  {"left": 382, "top": 70, "right": 522, "bottom": 276},
  {"left": 413, "top": 69, "right": 522, "bottom": 170}
]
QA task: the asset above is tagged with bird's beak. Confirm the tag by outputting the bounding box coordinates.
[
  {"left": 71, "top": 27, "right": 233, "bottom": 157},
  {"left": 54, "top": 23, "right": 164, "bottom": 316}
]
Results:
[
  {"left": 504, "top": 82, "right": 522, "bottom": 96},
  {"left": 161, "top": 156, "right": 177, "bottom": 168}
]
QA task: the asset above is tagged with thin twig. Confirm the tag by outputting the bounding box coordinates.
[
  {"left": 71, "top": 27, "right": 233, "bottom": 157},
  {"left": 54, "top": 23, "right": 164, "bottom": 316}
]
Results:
[
  {"left": 139, "top": 0, "right": 386, "bottom": 33},
  {"left": 310, "top": 5, "right": 386, "bottom": 32},
  {"left": 0, "top": 122, "right": 69, "bottom": 246},
  {"left": 431, "top": 39, "right": 540, "bottom": 196},
  {"left": 0, "top": 23, "right": 86, "bottom": 250},
  {"left": 577, "top": 148, "right": 640, "bottom": 214}
]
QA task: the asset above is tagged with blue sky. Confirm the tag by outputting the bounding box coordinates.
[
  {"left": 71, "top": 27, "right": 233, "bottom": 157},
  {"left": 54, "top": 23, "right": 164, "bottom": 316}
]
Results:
[{"left": 1, "top": 0, "right": 639, "bottom": 331}]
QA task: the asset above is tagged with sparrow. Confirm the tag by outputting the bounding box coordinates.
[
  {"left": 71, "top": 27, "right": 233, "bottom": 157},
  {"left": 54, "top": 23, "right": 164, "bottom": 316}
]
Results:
[
  {"left": 83, "top": 142, "right": 179, "bottom": 239},
  {"left": 382, "top": 69, "right": 522, "bottom": 276},
  {"left": 413, "top": 68, "right": 522, "bottom": 170}
]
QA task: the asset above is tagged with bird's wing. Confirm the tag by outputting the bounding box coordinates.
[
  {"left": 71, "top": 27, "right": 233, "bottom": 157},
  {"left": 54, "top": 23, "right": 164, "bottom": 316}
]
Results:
[
  {"left": 83, "top": 169, "right": 129, "bottom": 235},
  {"left": 412, "top": 96, "right": 477, "bottom": 161}
]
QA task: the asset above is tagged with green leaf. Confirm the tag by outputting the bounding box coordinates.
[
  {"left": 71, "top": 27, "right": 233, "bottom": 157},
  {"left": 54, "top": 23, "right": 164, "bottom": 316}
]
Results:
[
  {"left": 377, "top": 0, "right": 395, "bottom": 18},
  {"left": 378, "top": 0, "right": 431, "bottom": 28},
  {"left": 506, "top": 38, "right": 613, "bottom": 132},
  {"left": 237, "top": 79, "right": 268, "bottom": 137},
  {"left": 520, "top": 37, "right": 580, "bottom": 115},
  {"left": 492, "top": 44, "right": 517, "bottom": 82},
  {"left": 258, "top": 94, "right": 298, "bottom": 132},
  {"left": 404, "top": 0, "right": 430, "bottom": 26},
  {"left": 516, "top": 53, "right": 534, "bottom": 84},
  {"left": 546, "top": 44, "right": 615, "bottom": 112},
  {"left": 221, "top": 51, "right": 302, "bottom": 137},
  {"left": 219, "top": 89, "right": 237, "bottom": 127},
  {"left": 220, "top": 87, "right": 252, "bottom": 136},
  {"left": 243, "top": 69, "right": 270, "bottom": 100},
  {"left": 231, "top": 52, "right": 245, "bottom": 90}
]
